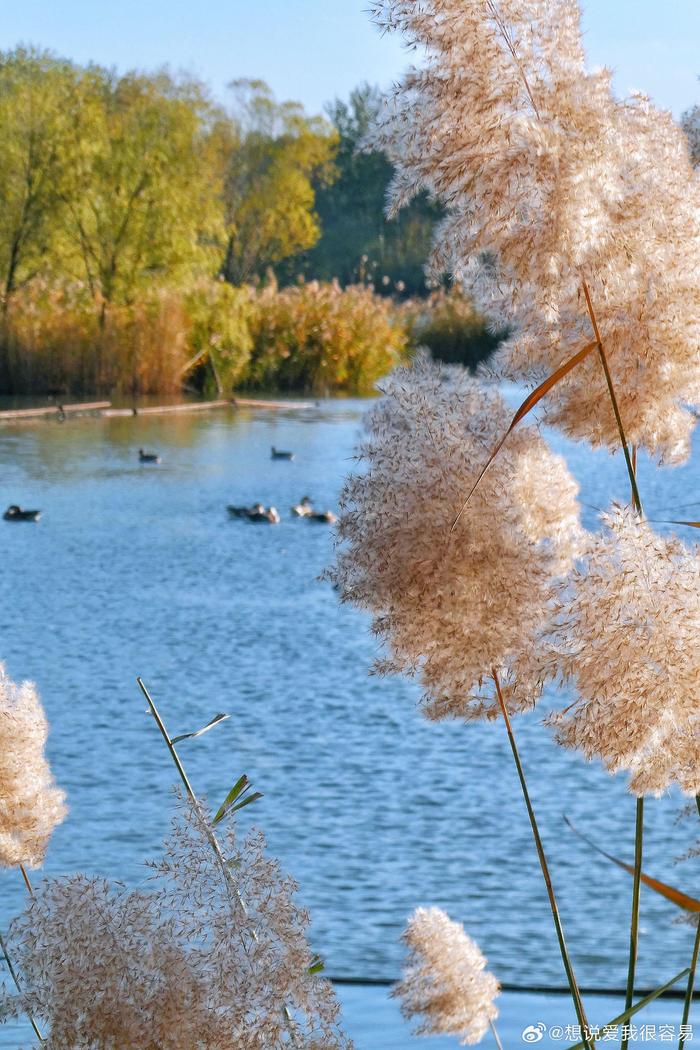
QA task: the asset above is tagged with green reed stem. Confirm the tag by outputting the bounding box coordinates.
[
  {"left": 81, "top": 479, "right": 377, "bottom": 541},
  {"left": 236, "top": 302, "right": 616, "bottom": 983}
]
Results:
[
  {"left": 493, "top": 670, "right": 594, "bottom": 1050},
  {"left": 621, "top": 798, "right": 644, "bottom": 1050},
  {"left": 582, "top": 281, "right": 643, "bottom": 517},
  {"left": 136, "top": 677, "right": 299, "bottom": 1041},
  {"left": 583, "top": 283, "right": 646, "bottom": 1050},
  {"left": 678, "top": 797, "right": 700, "bottom": 1049}
]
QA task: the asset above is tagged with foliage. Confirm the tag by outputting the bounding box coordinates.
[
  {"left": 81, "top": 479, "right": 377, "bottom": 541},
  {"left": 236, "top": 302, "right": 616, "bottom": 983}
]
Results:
[
  {"left": 293, "top": 85, "right": 441, "bottom": 296},
  {"left": 406, "top": 288, "right": 505, "bottom": 371},
  {"left": 246, "top": 279, "right": 409, "bottom": 394},
  {"left": 62, "top": 67, "right": 222, "bottom": 308},
  {"left": 184, "top": 280, "right": 254, "bottom": 394},
  {"left": 218, "top": 80, "right": 338, "bottom": 284},
  {"left": 1, "top": 279, "right": 188, "bottom": 395},
  {"left": 0, "top": 48, "right": 80, "bottom": 302}
]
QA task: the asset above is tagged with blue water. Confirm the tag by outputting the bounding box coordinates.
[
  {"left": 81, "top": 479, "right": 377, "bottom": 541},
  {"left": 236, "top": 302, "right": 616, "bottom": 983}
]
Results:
[{"left": 0, "top": 396, "right": 698, "bottom": 1046}]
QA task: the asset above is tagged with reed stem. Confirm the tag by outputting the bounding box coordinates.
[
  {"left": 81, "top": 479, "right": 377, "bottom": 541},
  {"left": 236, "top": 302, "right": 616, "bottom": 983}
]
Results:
[
  {"left": 19, "top": 864, "right": 34, "bottom": 898},
  {"left": 677, "top": 797, "right": 700, "bottom": 1050},
  {"left": 489, "top": 1016, "right": 505, "bottom": 1050},
  {"left": 492, "top": 670, "right": 594, "bottom": 1049},
  {"left": 581, "top": 281, "right": 642, "bottom": 517},
  {"left": 136, "top": 677, "right": 299, "bottom": 1040},
  {"left": 0, "top": 928, "right": 44, "bottom": 1042},
  {"left": 621, "top": 798, "right": 644, "bottom": 1050}
]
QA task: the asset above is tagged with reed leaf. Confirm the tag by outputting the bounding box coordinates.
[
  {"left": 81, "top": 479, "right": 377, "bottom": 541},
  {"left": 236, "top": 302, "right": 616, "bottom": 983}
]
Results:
[
  {"left": 171, "top": 712, "right": 229, "bottom": 744},
  {"left": 564, "top": 968, "right": 691, "bottom": 1050},
  {"left": 452, "top": 340, "right": 598, "bottom": 528},
  {"left": 565, "top": 817, "right": 700, "bottom": 912},
  {"left": 213, "top": 775, "right": 263, "bottom": 825}
]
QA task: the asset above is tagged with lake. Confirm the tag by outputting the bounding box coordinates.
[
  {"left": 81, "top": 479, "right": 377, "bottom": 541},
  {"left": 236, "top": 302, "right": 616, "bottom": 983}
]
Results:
[{"left": 0, "top": 394, "right": 698, "bottom": 1047}]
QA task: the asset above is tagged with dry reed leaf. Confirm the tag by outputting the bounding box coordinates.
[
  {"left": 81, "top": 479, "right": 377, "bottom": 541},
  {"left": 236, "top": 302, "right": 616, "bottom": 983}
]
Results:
[{"left": 452, "top": 339, "right": 597, "bottom": 528}]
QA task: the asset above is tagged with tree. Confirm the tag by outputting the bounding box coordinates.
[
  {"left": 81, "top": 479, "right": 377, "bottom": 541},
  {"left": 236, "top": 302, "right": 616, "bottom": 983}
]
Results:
[
  {"left": 219, "top": 79, "right": 337, "bottom": 284},
  {"left": 297, "top": 84, "right": 442, "bottom": 295},
  {"left": 62, "top": 68, "right": 222, "bottom": 313},
  {"left": 0, "top": 48, "right": 80, "bottom": 304}
]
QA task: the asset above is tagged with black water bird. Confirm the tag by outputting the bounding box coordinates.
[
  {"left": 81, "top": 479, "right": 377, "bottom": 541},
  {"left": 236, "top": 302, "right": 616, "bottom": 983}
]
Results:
[
  {"left": 139, "top": 449, "right": 161, "bottom": 464},
  {"left": 4, "top": 505, "right": 41, "bottom": 522},
  {"left": 307, "top": 510, "right": 337, "bottom": 524},
  {"left": 271, "top": 446, "right": 294, "bottom": 461}
]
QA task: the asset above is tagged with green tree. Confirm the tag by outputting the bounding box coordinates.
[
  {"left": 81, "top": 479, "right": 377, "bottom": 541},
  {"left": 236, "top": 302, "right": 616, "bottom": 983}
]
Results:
[
  {"left": 219, "top": 79, "right": 337, "bottom": 284},
  {"left": 62, "top": 68, "right": 222, "bottom": 313},
  {"left": 0, "top": 48, "right": 79, "bottom": 304},
  {"left": 297, "top": 84, "right": 442, "bottom": 295}
]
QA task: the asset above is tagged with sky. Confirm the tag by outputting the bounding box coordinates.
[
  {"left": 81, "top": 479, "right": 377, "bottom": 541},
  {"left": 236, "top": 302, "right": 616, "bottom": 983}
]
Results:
[{"left": 1, "top": 0, "right": 698, "bottom": 119}]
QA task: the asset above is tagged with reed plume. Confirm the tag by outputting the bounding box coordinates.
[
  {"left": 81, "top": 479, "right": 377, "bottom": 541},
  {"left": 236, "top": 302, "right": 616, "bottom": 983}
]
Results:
[
  {"left": 369, "top": 0, "right": 700, "bottom": 463},
  {"left": 394, "top": 907, "right": 500, "bottom": 1045},
  {"left": 546, "top": 506, "right": 700, "bottom": 796},
  {"left": 0, "top": 667, "right": 66, "bottom": 869},
  {"left": 331, "top": 356, "right": 583, "bottom": 719},
  {"left": 1, "top": 794, "right": 350, "bottom": 1049}
]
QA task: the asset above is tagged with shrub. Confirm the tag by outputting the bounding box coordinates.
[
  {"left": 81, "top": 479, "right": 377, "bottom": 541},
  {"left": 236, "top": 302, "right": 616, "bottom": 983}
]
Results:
[
  {"left": 183, "top": 280, "right": 254, "bottom": 395},
  {"left": 246, "top": 279, "right": 409, "bottom": 394},
  {"left": 407, "top": 289, "right": 505, "bottom": 372}
]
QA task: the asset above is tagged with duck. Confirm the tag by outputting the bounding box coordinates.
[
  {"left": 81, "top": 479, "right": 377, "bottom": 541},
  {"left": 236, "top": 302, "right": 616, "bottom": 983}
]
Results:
[
  {"left": 307, "top": 510, "right": 337, "bottom": 524},
  {"left": 139, "top": 448, "right": 161, "bottom": 464},
  {"left": 4, "top": 505, "right": 41, "bottom": 522},
  {"left": 227, "top": 503, "right": 280, "bottom": 523},
  {"left": 247, "top": 505, "right": 280, "bottom": 524},
  {"left": 271, "top": 446, "right": 294, "bottom": 461},
  {"left": 291, "top": 496, "right": 313, "bottom": 517}
]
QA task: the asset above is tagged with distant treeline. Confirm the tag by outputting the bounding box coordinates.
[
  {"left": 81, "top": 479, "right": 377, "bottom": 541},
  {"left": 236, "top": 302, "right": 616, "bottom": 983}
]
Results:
[{"left": 0, "top": 49, "right": 499, "bottom": 395}]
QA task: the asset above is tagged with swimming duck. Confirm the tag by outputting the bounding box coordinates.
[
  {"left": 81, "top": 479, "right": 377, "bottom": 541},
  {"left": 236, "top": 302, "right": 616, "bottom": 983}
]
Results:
[
  {"left": 271, "top": 446, "right": 294, "bottom": 461},
  {"left": 291, "top": 496, "right": 313, "bottom": 517},
  {"left": 4, "top": 505, "right": 41, "bottom": 522},
  {"left": 139, "top": 449, "right": 161, "bottom": 464},
  {"left": 247, "top": 505, "right": 280, "bottom": 524},
  {"left": 228, "top": 502, "right": 263, "bottom": 518},
  {"left": 307, "top": 510, "right": 337, "bottom": 524}
]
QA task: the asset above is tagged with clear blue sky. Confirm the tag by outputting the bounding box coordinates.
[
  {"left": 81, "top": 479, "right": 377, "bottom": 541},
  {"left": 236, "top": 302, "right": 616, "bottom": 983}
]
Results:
[{"left": 1, "top": 0, "right": 698, "bottom": 118}]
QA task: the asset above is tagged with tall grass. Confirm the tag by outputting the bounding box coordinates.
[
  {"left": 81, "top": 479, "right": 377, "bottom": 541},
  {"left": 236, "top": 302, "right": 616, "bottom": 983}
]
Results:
[
  {"left": 245, "top": 278, "right": 410, "bottom": 395},
  {"left": 0, "top": 281, "right": 188, "bottom": 396},
  {"left": 0, "top": 277, "right": 416, "bottom": 398}
]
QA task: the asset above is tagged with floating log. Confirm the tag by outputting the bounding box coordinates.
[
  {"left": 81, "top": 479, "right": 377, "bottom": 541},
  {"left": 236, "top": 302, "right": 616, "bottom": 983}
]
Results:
[
  {"left": 108, "top": 399, "right": 232, "bottom": 417},
  {"left": 0, "top": 395, "right": 315, "bottom": 424},
  {"left": 232, "top": 397, "right": 314, "bottom": 410},
  {"left": 0, "top": 400, "right": 111, "bottom": 421}
]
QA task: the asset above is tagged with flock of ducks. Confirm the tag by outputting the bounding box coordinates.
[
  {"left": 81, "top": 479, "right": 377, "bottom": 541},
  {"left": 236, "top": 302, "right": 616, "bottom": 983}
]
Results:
[
  {"left": 5, "top": 445, "right": 337, "bottom": 526},
  {"left": 227, "top": 496, "right": 336, "bottom": 525},
  {"left": 227, "top": 446, "right": 336, "bottom": 526}
]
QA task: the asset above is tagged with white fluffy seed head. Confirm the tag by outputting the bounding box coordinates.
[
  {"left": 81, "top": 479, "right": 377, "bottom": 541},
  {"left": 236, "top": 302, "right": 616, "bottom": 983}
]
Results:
[
  {"left": 0, "top": 667, "right": 67, "bottom": 869},
  {"left": 369, "top": 0, "right": 700, "bottom": 463},
  {"left": 331, "top": 356, "right": 584, "bottom": 719},
  {"left": 2, "top": 796, "right": 351, "bottom": 1049},
  {"left": 546, "top": 506, "right": 700, "bottom": 796},
  {"left": 394, "top": 906, "right": 500, "bottom": 1045}
]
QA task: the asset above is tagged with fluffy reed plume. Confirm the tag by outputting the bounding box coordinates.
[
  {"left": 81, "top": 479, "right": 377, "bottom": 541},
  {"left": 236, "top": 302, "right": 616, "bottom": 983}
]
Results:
[
  {"left": 1, "top": 795, "right": 350, "bottom": 1049},
  {"left": 369, "top": 0, "right": 700, "bottom": 463},
  {"left": 546, "top": 506, "right": 700, "bottom": 796},
  {"left": 331, "top": 356, "right": 583, "bottom": 718},
  {"left": 0, "top": 667, "right": 67, "bottom": 869},
  {"left": 394, "top": 907, "right": 500, "bottom": 1044}
]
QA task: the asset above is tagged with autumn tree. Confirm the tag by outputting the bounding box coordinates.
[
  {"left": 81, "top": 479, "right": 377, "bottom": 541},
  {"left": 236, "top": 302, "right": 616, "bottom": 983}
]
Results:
[
  {"left": 62, "top": 68, "right": 222, "bottom": 313},
  {"left": 0, "top": 48, "right": 80, "bottom": 305},
  {"left": 219, "top": 79, "right": 337, "bottom": 284}
]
